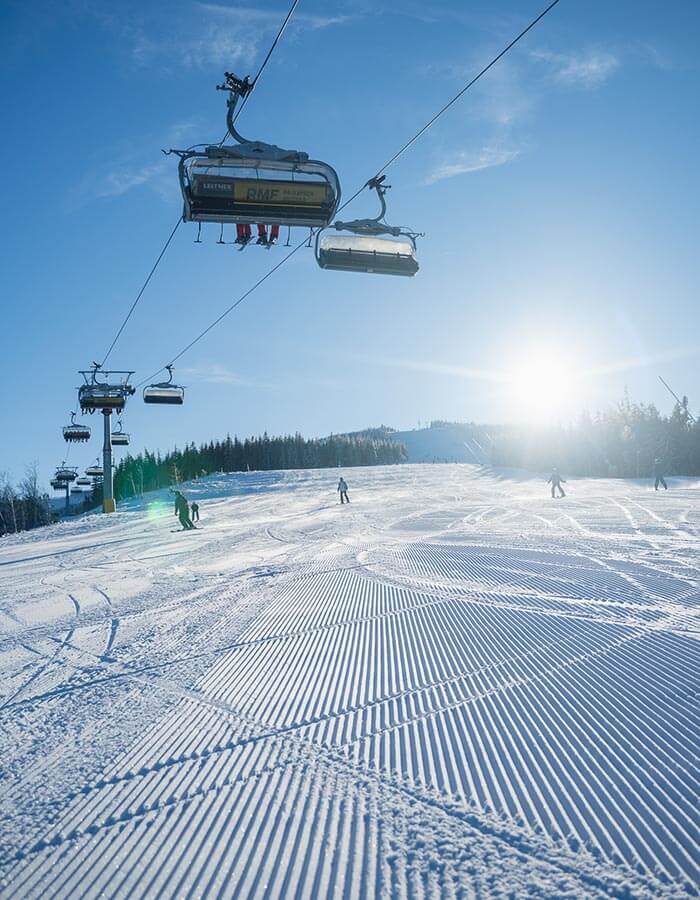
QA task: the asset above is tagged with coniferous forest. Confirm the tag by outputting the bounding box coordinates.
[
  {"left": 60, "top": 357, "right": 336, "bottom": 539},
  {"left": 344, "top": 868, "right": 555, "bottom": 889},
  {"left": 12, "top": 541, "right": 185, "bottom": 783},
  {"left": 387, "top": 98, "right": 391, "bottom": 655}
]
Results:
[
  {"left": 114, "top": 432, "right": 406, "bottom": 500},
  {"left": 489, "top": 396, "right": 700, "bottom": 477},
  {"left": 2, "top": 396, "right": 698, "bottom": 537}
]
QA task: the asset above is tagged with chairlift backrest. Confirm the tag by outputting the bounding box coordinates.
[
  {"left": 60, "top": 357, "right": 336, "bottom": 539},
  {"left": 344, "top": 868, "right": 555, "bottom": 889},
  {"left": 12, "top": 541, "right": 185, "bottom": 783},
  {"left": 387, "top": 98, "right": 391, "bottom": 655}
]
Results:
[
  {"left": 63, "top": 413, "right": 91, "bottom": 442},
  {"left": 143, "top": 385, "right": 185, "bottom": 405},
  {"left": 168, "top": 72, "right": 341, "bottom": 229},
  {"left": 78, "top": 368, "right": 135, "bottom": 413},
  {"left": 143, "top": 365, "right": 185, "bottom": 405},
  {"left": 315, "top": 178, "right": 420, "bottom": 277}
]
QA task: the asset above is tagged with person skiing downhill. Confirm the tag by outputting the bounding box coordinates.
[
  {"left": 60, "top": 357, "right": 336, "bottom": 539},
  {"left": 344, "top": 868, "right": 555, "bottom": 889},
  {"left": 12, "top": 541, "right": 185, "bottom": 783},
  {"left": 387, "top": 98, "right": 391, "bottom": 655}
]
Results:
[
  {"left": 174, "top": 491, "right": 195, "bottom": 529},
  {"left": 547, "top": 468, "right": 566, "bottom": 498},
  {"left": 337, "top": 477, "right": 350, "bottom": 504},
  {"left": 653, "top": 458, "right": 668, "bottom": 491},
  {"left": 191, "top": 501, "right": 200, "bottom": 522}
]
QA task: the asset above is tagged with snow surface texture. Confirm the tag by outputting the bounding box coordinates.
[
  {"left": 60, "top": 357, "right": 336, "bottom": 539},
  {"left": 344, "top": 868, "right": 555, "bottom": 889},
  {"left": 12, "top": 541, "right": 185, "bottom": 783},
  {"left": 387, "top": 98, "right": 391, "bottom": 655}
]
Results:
[{"left": 0, "top": 464, "right": 698, "bottom": 899}]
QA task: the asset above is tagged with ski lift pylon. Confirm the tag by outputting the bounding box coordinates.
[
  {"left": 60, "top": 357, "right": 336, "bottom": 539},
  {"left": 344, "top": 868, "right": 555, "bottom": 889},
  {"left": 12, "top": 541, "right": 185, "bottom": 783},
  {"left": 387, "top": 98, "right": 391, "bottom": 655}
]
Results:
[
  {"left": 316, "top": 176, "right": 421, "bottom": 277},
  {"left": 143, "top": 365, "right": 185, "bottom": 405},
  {"left": 166, "top": 72, "right": 341, "bottom": 230}
]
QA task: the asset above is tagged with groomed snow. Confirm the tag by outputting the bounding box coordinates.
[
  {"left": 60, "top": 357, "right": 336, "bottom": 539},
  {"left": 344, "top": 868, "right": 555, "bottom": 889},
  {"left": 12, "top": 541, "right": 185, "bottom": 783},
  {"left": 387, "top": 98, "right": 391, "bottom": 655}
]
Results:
[{"left": 1, "top": 465, "right": 698, "bottom": 898}]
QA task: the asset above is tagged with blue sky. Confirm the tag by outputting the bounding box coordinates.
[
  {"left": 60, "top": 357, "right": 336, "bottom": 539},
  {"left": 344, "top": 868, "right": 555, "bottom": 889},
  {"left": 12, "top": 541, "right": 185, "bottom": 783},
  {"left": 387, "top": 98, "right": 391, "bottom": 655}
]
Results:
[{"left": 1, "top": 0, "right": 698, "bottom": 485}]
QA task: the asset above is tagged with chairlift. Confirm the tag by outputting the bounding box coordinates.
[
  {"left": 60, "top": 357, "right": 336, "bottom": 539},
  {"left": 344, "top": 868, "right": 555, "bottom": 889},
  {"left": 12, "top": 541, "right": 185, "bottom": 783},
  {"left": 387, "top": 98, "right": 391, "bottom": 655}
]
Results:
[
  {"left": 76, "top": 476, "right": 92, "bottom": 487},
  {"left": 51, "top": 479, "right": 65, "bottom": 491},
  {"left": 85, "top": 459, "right": 104, "bottom": 478},
  {"left": 70, "top": 487, "right": 84, "bottom": 495},
  {"left": 111, "top": 419, "right": 130, "bottom": 446},
  {"left": 54, "top": 465, "right": 78, "bottom": 483},
  {"left": 166, "top": 72, "right": 341, "bottom": 231},
  {"left": 316, "top": 176, "right": 421, "bottom": 277},
  {"left": 78, "top": 364, "right": 135, "bottom": 414},
  {"left": 143, "top": 365, "right": 185, "bottom": 405},
  {"left": 62, "top": 412, "right": 91, "bottom": 443}
]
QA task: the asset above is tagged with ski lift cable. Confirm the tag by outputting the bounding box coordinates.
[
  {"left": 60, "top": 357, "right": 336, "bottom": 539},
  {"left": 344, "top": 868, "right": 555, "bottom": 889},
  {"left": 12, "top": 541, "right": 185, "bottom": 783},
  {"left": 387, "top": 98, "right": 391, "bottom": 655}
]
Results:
[
  {"left": 136, "top": 0, "right": 562, "bottom": 387},
  {"left": 99, "top": 0, "right": 302, "bottom": 368},
  {"left": 230, "top": 0, "right": 301, "bottom": 129}
]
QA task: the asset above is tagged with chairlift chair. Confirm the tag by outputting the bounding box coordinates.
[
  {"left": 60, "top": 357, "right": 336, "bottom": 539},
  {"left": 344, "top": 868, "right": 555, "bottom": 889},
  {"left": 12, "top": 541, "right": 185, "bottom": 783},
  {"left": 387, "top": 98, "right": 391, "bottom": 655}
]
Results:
[
  {"left": 111, "top": 420, "right": 130, "bottom": 446},
  {"left": 62, "top": 413, "right": 91, "bottom": 443},
  {"left": 316, "top": 176, "right": 421, "bottom": 277},
  {"left": 54, "top": 466, "right": 78, "bottom": 483},
  {"left": 76, "top": 476, "right": 92, "bottom": 487},
  {"left": 70, "top": 487, "right": 84, "bottom": 495},
  {"left": 143, "top": 365, "right": 185, "bottom": 405},
  {"left": 78, "top": 365, "right": 135, "bottom": 414},
  {"left": 167, "top": 72, "right": 341, "bottom": 231},
  {"left": 51, "top": 479, "right": 65, "bottom": 491},
  {"left": 85, "top": 460, "right": 104, "bottom": 478}
]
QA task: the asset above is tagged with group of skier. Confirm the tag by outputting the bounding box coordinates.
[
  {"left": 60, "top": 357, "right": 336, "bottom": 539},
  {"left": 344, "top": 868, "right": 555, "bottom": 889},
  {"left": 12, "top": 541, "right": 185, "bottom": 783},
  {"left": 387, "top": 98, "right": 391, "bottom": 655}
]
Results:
[
  {"left": 171, "top": 459, "right": 670, "bottom": 527},
  {"left": 547, "top": 458, "right": 668, "bottom": 498},
  {"left": 173, "top": 491, "right": 200, "bottom": 530}
]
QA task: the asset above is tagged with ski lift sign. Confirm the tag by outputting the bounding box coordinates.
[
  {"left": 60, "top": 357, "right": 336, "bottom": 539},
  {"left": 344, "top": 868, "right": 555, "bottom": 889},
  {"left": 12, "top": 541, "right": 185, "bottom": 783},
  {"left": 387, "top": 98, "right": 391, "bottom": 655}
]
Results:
[{"left": 234, "top": 179, "right": 329, "bottom": 207}]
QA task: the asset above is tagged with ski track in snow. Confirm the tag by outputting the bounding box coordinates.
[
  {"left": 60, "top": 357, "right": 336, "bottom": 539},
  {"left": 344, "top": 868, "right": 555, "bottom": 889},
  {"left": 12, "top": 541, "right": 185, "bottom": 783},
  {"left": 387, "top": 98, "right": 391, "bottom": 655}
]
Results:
[{"left": 0, "top": 464, "right": 699, "bottom": 899}]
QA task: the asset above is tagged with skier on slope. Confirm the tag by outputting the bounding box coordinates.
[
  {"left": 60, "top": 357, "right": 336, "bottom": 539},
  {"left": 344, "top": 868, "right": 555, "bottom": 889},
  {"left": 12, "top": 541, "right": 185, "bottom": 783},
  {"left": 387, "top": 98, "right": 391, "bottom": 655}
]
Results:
[
  {"left": 547, "top": 467, "right": 566, "bottom": 498},
  {"left": 337, "top": 477, "right": 350, "bottom": 505},
  {"left": 653, "top": 458, "right": 668, "bottom": 491},
  {"left": 191, "top": 501, "right": 200, "bottom": 522},
  {"left": 174, "top": 491, "right": 196, "bottom": 530}
]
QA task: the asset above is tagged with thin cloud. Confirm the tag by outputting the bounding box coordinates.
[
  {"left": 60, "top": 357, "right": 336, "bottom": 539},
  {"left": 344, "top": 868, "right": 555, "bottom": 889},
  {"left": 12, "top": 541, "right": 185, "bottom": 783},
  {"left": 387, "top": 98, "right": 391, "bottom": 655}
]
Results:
[
  {"left": 338, "top": 351, "right": 507, "bottom": 384},
  {"left": 531, "top": 49, "right": 620, "bottom": 88},
  {"left": 197, "top": 3, "right": 349, "bottom": 31},
  {"left": 426, "top": 145, "right": 520, "bottom": 184},
  {"left": 584, "top": 346, "right": 699, "bottom": 378},
  {"left": 131, "top": 3, "right": 349, "bottom": 70},
  {"left": 180, "top": 365, "right": 258, "bottom": 386},
  {"left": 70, "top": 121, "right": 197, "bottom": 208}
]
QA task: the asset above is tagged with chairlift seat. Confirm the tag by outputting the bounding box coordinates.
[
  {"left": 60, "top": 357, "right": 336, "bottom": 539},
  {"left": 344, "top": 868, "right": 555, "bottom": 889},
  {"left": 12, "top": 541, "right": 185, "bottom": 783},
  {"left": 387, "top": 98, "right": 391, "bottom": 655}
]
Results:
[
  {"left": 318, "top": 235, "right": 419, "bottom": 277},
  {"left": 143, "top": 386, "right": 185, "bottom": 405},
  {"left": 111, "top": 432, "right": 130, "bottom": 446},
  {"left": 76, "top": 477, "right": 92, "bottom": 486},
  {"left": 79, "top": 385, "right": 127, "bottom": 412},
  {"left": 85, "top": 465, "right": 103, "bottom": 477},
  {"left": 55, "top": 468, "right": 77, "bottom": 483},
  {"left": 182, "top": 157, "right": 339, "bottom": 228},
  {"left": 63, "top": 424, "right": 91, "bottom": 442}
]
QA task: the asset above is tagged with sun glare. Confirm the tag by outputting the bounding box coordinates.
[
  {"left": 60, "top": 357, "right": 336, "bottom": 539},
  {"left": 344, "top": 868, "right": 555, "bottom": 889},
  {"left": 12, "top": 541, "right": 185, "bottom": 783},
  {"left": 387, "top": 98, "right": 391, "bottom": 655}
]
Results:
[{"left": 507, "top": 352, "right": 580, "bottom": 422}]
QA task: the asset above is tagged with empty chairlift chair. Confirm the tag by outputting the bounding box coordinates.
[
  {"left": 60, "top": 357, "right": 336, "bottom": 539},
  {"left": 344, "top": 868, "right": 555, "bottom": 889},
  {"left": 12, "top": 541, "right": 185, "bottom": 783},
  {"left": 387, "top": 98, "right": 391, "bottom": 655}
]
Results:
[
  {"left": 167, "top": 72, "right": 341, "bottom": 236},
  {"left": 62, "top": 413, "right": 91, "bottom": 443},
  {"left": 54, "top": 465, "right": 78, "bottom": 484},
  {"left": 143, "top": 365, "right": 185, "bottom": 405},
  {"left": 316, "top": 176, "right": 421, "bottom": 277},
  {"left": 85, "top": 460, "right": 104, "bottom": 478},
  {"left": 111, "top": 420, "right": 130, "bottom": 446},
  {"left": 76, "top": 476, "right": 92, "bottom": 487}
]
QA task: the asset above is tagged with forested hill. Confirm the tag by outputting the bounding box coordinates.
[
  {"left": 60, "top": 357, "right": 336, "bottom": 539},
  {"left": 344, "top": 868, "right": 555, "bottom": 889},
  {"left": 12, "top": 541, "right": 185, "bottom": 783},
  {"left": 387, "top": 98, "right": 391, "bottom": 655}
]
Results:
[{"left": 114, "top": 432, "right": 406, "bottom": 500}]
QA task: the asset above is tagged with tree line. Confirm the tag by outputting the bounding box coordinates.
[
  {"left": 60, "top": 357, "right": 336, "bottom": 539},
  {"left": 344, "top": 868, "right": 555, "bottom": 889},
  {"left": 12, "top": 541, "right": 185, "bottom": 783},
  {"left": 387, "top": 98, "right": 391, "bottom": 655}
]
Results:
[
  {"left": 0, "top": 465, "right": 52, "bottom": 536},
  {"left": 114, "top": 432, "right": 406, "bottom": 500},
  {"left": 489, "top": 395, "right": 700, "bottom": 477}
]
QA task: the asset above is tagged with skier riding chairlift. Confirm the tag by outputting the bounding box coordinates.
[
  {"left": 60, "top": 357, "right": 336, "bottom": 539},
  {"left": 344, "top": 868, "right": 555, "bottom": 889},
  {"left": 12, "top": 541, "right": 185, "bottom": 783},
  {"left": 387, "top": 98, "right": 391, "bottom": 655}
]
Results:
[{"left": 235, "top": 223, "right": 280, "bottom": 247}]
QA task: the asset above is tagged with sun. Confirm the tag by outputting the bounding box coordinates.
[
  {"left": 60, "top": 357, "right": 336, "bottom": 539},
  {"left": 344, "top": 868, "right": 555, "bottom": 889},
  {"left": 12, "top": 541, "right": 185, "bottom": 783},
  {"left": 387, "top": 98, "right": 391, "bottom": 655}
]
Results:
[{"left": 507, "top": 352, "right": 579, "bottom": 422}]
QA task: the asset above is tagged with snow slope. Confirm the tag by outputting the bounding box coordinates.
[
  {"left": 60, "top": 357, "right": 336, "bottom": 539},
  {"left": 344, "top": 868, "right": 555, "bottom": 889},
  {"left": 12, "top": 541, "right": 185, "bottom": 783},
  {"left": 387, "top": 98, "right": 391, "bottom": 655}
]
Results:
[
  {"left": 0, "top": 465, "right": 698, "bottom": 898},
  {"left": 392, "top": 425, "right": 490, "bottom": 464}
]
